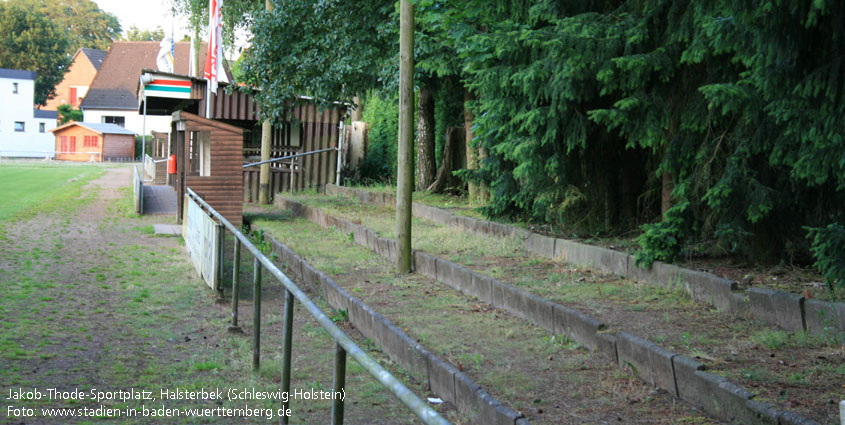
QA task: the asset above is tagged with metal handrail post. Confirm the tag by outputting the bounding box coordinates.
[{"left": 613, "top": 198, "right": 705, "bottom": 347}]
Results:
[
  {"left": 253, "top": 257, "right": 262, "bottom": 370},
  {"left": 231, "top": 239, "right": 241, "bottom": 329},
  {"left": 331, "top": 342, "right": 347, "bottom": 425},
  {"left": 280, "top": 289, "right": 294, "bottom": 425}
]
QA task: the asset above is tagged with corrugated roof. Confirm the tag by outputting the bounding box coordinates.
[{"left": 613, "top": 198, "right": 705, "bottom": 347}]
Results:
[
  {"left": 51, "top": 121, "right": 136, "bottom": 135},
  {"left": 34, "top": 109, "right": 58, "bottom": 119},
  {"left": 81, "top": 41, "right": 207, "bottom": 110},
  {"left": 80, "top": 48, "right": 107, "bottom": 70},
  {"left": 0, "top": 68, "right": 36, "bottom": 80}
]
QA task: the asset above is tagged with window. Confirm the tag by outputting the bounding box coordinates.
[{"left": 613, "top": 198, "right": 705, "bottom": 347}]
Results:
[
  {"left": 69, "top": 136, "right": 76, "bottom": 153},
  {"left": 14, "top": 122, "right": 24, "bottom": 132},
  {"left": 39, "top": 123, "right": 45, "bottom": 133},
  {"left": 83, "top": 135, "right": 99, "bottom": 148},
  {"left": 12, "top": 82, "right": 18, "bottom": 94},
  {"left": 102, "top": 116, "right": 125, "bottom": 127},
  {"left": 60, "top": 136, "right": 68, "bottom": 153},
  {"left": 70, "top": 87, "right": 78, "bottom": 107}
]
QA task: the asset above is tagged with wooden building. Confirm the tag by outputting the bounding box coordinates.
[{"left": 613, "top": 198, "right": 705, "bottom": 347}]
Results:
[
  {"left": 171, "top": 111, "right": 244, "bottom": 225},
  {"left": 138, "top": 71, "right": 347, "bottom": 198},
  {"left": 50, "top": 122, "right": 135, "bottom": 162}
]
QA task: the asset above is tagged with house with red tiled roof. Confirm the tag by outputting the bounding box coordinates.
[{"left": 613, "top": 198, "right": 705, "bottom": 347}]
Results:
[
  {"left": 43, "top": 48, "right": 107, "bottom": 111},
  {"left": 80, "top": 41, "right": 206, "bottom": 136}
]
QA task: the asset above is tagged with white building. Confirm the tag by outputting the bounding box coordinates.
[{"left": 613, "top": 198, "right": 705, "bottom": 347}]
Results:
[{"left": 0, "top": 69, "right": 58, "bottom": 157}]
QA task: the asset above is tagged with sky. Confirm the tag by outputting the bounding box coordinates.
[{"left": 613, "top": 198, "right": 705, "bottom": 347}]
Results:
[
  {"left": 94, "top": 0, "right": 190, "bottom": 41},
  {"left": 92, "top": 0, "right": 249, "bottom": 56}
]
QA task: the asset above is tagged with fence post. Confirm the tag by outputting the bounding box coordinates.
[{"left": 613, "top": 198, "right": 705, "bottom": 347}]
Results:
[
  {"left": 216, "top": 223, "right": 224, "bottom": 294},
  {"left": 331, "top": 342, "right": 347, "bottom": 425},
  {"left": 253, "top": 257, "right": 262, "bottom": 370},
  {"left": 230, "top": 239, "right": 241, "bottom": 330},
  {"left": 280, "top": 289, "right": 294, "bottom": 425}
]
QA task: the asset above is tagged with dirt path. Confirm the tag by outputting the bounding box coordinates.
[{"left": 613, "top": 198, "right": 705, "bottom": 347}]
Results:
[{"left": 0, "top": 165, "right": 429, "bottom": 424}]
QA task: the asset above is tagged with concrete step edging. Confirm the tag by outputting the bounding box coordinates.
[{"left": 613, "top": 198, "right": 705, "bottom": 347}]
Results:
[{"left": 325, "top": 184, "right": 845, "bottom": 337}]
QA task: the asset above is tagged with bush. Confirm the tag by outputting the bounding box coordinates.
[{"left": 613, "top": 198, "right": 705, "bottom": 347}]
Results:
[
  {"left": 806, "top": 223, "right": 845, "bottom": 300},
  {"left": 355, "top": 89, "right": 399, "bottom": 184}
]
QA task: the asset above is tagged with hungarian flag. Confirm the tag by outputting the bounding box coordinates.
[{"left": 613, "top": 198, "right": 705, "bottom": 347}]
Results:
[{"left": 203, "top": 0, "right": 227, "bottom": 94}]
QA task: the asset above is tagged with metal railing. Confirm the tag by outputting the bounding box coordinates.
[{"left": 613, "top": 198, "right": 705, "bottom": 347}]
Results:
[
  {"left": 0, "top": 150, "right": 102, "bottom": 162},
  {"left": 133, "top": 165, "right": 143, "bottom": 214},
  {"left": 144, "top": 154, "right": 168, "bottom": 183},
  {"left": 242, "top": 146, "right": 338, "bottom": 169},
  {"left": 185, "top": 188, "right": 450, "bottom": 425}
]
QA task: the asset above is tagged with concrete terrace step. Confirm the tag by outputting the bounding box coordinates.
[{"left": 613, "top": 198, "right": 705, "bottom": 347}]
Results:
[{"left": 325, "top": 184, "right": 845, "bottom": 338}]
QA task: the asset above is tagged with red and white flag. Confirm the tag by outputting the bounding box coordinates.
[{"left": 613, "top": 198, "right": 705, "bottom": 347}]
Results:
[{"left": 203, "top": 0, "right": 228, "bottom": 94}]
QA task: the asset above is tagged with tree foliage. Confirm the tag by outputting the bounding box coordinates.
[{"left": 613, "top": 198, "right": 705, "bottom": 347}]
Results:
[
  {"left": 449, "top": 0, "right": 845, "bottom": 267},
  {"left": 240, "top": 0, "right": 396, "bottom": 123},
  {"left": 57, "top": 104, "right": 83, "bottom": 124},
  {"left": 239, "top": 0, "right": 845, "bottom": 270},
  {"left": 0, "top": 1, "right": 71, "bottom": 105},
  {"left": 22, "top": 0, "right": 121, "bottom": 53},
  {"left": 124, "top": 26, "right": 166, "bottom": 42}
]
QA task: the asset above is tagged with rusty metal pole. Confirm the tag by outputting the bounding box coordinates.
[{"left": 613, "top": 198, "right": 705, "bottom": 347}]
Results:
[
  {"left": 253, "top": 257, "right": 261, "bottom": 370},
  {"left": 330, "top": 342, "right": 347, "bottom": 425},
  {"left": 279, "top": 289, "right": 294, "bottom": 424},
  {"left": 230, "top": 239, "right": 241, "bottom": 330}
]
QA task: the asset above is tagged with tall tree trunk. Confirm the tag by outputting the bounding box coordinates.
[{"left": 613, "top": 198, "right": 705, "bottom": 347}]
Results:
[
  {"left": 661, "top": 171, "right": 673, "bottom": 216},
  {"left": 416, "top": 82, "right": 436, "bottom": 190},
  {"left": 427, "top": 126, "right": 465, "bottom": 193},
  {"left": 351, "top": 95, "right": 363, "bottom": 122},
  {"left": 258, "top": 0, "right": 274, "bottom": 205},
  {"left": 396, "top": 0, "right": 414, "bottom": 273},
  {"left": 464, "top": 89, "right": 479, "bottom": 203}
]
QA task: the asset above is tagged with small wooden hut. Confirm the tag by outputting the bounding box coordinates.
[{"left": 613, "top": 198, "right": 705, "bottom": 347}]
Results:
[
  {"left": 50, "top": 122, "right": 135, "bottom": 162},
  {"left": 171, "top": 111, "right": 244, "bottom": 225}
]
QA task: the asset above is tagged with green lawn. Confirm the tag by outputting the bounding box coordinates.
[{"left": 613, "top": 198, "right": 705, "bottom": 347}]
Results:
[{"left": 0, "top": 162, "right": 104, "bottom": 221}]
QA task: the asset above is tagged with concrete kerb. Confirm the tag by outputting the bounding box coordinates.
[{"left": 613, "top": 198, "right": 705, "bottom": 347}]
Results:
[
  {"left": 771, "top": 291, "right": 805, "bottom": 332},
  {"left": 596, "top": 333, "right": 618, "bottom": 364},
  {"left": 779, "top": 411, "right": 821, "bottom": 425},
  {"left": 553, "top": 303, "right": 604, "bottom": 351},
  {"left": 749, "top": 288, "right": 778, "bottom": 326},
  {"left": 745, "top": 399, "right": 781, "bottom": 425},
  {"left": 525, "top": 233, "right": 555, "bottom": 258},
  {"left": 804, "top": 298, "right": 845, "bottom": 334},
  {"left": 469, "top": 271, "right": 494, "bottom": 304},
  {"left": 454, "top": 371, "right": 482, "bottom": 422},
  {"left": 427, "top": 353, "right": 457, "bottom": 405},
  {"left": 615, "top": 332, "right": 657, "bottom": 386},
  {"left": 414, "top": 250, "right": 437, "bottom": 279}
]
